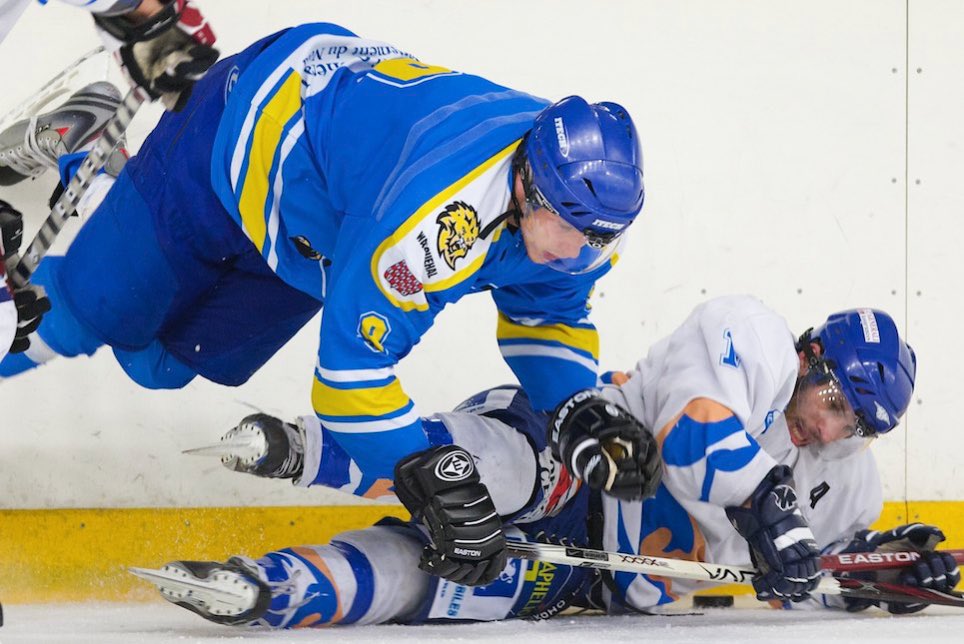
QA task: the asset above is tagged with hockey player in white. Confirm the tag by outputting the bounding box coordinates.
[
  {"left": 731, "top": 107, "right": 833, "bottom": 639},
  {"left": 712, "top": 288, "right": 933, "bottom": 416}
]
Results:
[
  {"left": 0, "top": 0, "right": 217, "bottom": 361},
  {"left": 133, "top": 295, "right": 957, "bottom": 627}
]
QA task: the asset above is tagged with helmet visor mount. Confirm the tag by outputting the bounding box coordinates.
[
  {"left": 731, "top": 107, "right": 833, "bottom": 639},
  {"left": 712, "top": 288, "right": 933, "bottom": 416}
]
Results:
[
  {"left": 798, "top": 346, "right": 890, "bottom": 440},
  {"left": 520, "top": 164, "right": 624, "bottom": 275}
]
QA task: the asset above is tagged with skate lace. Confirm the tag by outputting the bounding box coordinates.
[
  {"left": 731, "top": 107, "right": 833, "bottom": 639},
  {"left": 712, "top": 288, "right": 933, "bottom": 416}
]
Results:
[
  {"left": 266, "top": 569, "right": 320, "bottom": 614},
  {"left": 1, "top": 115, "right": 61, "bottom": 177},
  {"left": 276, "top": 423, "right": 305, "bottom": 478}
]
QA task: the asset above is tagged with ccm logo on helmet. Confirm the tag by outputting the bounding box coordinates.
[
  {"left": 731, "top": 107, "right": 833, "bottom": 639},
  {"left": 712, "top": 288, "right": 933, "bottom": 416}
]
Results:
[
  {"left": 435, "top": 450, "right": 475, "bottom": 482},
  {"left": 554, "top": 117, "right": 570, "bottom": 156},
  {"left": 592, "top": 219, "right": 625, "bottom": 231}
]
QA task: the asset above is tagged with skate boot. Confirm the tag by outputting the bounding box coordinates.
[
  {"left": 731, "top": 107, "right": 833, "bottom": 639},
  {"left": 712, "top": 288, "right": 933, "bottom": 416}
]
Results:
[
  {"left": 0, "top": 81, "right": 127, "bottom": 186},
  {"left": 130, "top": 557, "right": 272, "bottom": 626},
  {"left": 184, "top": 413, "right": 305, "bottom": 480}
]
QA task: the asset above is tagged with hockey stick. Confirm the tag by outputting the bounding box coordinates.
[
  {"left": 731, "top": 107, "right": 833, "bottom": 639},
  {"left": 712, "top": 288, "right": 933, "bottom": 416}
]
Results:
[
  {"left": 505, "top": 541, "right": 964, "bottom": 608},
  {"left": 5, "top": 88, "right": 145, "bottom": 288},
  {"left": 821, "top": 549, "right": 964, "bottom": 574}
]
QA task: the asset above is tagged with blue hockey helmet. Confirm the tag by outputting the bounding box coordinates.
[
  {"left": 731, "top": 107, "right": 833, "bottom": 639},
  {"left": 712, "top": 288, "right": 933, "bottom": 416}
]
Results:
[
  {"left": 803, "top": 309, "right": 917, "bottom": 437},
  {"left": 518, "top": 96, "right": 645, "bottom": 274}
]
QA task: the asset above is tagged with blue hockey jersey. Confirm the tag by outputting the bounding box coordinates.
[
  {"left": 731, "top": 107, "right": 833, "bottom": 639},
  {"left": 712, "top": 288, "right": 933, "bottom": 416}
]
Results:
[{"left": 209, "top": 24, "right": 615, "bottom": 478}]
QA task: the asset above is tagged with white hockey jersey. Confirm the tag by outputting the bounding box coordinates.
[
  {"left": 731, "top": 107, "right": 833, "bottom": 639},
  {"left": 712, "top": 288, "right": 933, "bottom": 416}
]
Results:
[{"left": 599, "top": 295, "right": 883, "bottom": 609}]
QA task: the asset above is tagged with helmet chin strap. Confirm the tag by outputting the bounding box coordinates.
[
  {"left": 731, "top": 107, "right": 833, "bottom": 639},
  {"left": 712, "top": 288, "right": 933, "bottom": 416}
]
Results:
[
  {"left": 789, "top": 327, "right": 821, "bottom": 402},
  {"left": 795, "top": 327, "right": 878, "bottom": 439},
  {"left": 795, "top": 327, "right": 823, "bottom": 371}
]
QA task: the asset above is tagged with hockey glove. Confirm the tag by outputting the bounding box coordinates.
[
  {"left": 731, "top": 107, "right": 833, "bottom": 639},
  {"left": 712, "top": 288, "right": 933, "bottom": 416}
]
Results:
[
  {"left": 11, "top": 286, "right": 51, "bottom": 354},
  {"left": 94, "top": 0, "right": 219, "bottom": 112},
  {"left": 0, "top": 200, "right": 23, "bottom": 259},
  {"left": 394, "top": 445, "right": 507, "bottom": 586},
  {"left": 550, "top": 389, "right": 661, "bottom": 501},
  {"left": 1, "top": 201, "right": 51, "bottom": 354},
  {"left": 725, "top": 464, "right": 821, "bottom": 602},
  {"left": 840, "top": 523, "right": 960, "bottom": 614}
]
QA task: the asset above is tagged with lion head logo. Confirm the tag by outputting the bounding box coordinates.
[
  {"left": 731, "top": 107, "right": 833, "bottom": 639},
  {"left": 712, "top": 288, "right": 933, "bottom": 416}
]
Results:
[{"left": 436, "top": 201, "right": 480, "bottom": 270}]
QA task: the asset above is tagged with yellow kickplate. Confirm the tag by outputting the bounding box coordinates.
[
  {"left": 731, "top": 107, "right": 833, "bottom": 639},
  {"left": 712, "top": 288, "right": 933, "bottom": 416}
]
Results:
[
  {"left": 1, "top": 501, "right": 961, "bottom": 603},
  {"left": 0, "top": 505, "right": 407, "bottom": 604}
]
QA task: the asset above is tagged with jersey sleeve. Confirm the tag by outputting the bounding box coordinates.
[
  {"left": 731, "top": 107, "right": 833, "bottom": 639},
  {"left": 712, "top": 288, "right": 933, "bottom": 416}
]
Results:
[
  {"left": 491, "top": 267, "right": 607, "bottom": 412},
  {"left": 311, "top": 258, "right": 431, "bottom": 480},
  {"left": 610, "top": 296, "right": 799, "bottom": 508}
]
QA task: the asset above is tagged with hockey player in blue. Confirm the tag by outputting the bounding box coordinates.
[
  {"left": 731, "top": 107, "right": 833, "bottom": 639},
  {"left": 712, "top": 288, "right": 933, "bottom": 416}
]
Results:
[
  {"left": 132, "top": 300, "right": 959, "bottom": 628},
  {"left": 2, "top": 23, "right": 644, "bottom": 512}
]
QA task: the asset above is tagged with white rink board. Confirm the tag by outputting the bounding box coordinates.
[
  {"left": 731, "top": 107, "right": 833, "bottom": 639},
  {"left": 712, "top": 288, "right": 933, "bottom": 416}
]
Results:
[
  {"left": 0, "top": 0, "right": 957, "bottom": 507},
  {"left": 904, "top": 1, "right": 964, "bottom": 501}
]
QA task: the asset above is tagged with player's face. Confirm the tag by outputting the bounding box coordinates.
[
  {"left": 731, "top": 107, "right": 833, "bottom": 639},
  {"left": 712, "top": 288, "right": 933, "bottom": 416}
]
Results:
[
  {"left": 519, "top": 205, "right": 587, "bottom": 264},
  {"left": 785, "top": 374, "right": 859, "bottom": 447}
]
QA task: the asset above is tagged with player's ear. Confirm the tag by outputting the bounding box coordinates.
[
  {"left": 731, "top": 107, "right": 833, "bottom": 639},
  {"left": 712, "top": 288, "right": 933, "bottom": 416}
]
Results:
[{"left": 809, "top": 342, "right": 823, "bottom": 359}]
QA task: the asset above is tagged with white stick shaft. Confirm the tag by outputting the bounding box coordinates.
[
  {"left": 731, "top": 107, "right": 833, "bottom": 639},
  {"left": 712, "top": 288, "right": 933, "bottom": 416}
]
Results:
[{"left": 505, "top": 541, "right": 843, "bottom": 596}]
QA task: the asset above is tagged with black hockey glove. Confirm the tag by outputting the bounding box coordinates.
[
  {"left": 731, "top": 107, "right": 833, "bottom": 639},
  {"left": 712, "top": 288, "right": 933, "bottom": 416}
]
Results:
[
  {"left": 725, "top": 465, "right": 821, "bottom": 602},
  {"left": 840, "top": 523, "right": 960, "bottom": 614},
  {"left": 11, "top": 287, "right": 51, "bottom": 354},
  {"left": 549, "top": 390, "right": 661, "bottom": 501},
  {"left": 94, "top": 0, "right": 219, "bottom": 112},
  {"left": 0, "top": 200, "right": 23, "bottom": 259},
  {"left": 1, "top": 201, "right": 51, "bottom": 354},
  {"left": 394, "top": 445, "right": 507, "bottom": 586}
]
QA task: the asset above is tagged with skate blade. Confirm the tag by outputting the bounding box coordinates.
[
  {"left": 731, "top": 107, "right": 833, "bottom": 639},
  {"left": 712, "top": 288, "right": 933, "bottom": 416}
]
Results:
[
  {"left": 129, "top": 566, "right": 257, "bottom": 616},
  {"left": 182, "top": 440, "right": 260, "bottom": 458}
]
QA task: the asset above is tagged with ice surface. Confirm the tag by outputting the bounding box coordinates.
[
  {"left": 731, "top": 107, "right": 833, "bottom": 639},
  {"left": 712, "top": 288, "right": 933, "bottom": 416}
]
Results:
[{"left": 2, "top": 602, "right": 964, "bottom": 644}]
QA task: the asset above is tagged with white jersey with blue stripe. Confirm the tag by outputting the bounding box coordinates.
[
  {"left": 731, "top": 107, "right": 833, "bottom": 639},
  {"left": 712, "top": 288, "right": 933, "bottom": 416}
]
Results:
[
  {"left": 210, "top": 24, "right": 613, "bottom": 479},
  {"left": 598, "top": 296, "right": 883, "bottom": 610}
]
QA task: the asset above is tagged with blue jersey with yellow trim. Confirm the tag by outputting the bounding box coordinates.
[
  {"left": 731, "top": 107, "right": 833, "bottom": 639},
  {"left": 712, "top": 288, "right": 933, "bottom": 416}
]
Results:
[{"left": 209, "top": 24, "right": 612, "bottom": 478}]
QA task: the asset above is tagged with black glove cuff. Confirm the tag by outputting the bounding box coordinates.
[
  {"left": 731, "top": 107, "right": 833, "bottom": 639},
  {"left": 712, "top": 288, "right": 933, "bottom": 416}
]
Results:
[
  {"left": 394, "top": 445, "right": 479, "bottom": 516},
  {"left": 0, "top": 199, "right": 24, "bottom": 259}
]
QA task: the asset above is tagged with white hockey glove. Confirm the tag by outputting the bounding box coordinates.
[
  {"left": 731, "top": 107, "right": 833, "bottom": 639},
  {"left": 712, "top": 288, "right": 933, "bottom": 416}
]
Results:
[
  {"left": 94, "top": 0, "right": 219, "bottom": 112},
  {"left": 549, "top": 389, "right": 661, "bottom": 501}
]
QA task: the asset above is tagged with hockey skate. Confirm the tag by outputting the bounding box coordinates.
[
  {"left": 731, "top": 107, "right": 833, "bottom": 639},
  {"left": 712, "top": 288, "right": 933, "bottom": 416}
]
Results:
[
  {"left": 0, "top": 81, "right": 127, "bottom": 186},
  {"left": 184, "top": 413, "right": 305, "bottom": 480},
  {"left": 129, "top": 558, "right": 272, "bottom": 626}
]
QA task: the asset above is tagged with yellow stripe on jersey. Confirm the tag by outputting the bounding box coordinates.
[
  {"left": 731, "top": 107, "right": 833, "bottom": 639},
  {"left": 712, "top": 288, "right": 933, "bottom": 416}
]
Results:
[
  {"left": 370, "top": 140, "right": 521, "bottom": 312},
  {"left": 238, "top": 70, "right": 304, "bottom": 251},
  {"left": 311, "top": 377, "right": 411, "bottom": 418},
  {"left": 373, "top": 58, "right": 454, "bottom": 83},
  {"left": 497, "top": 312, "right": 600, "bottom": 360}
]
